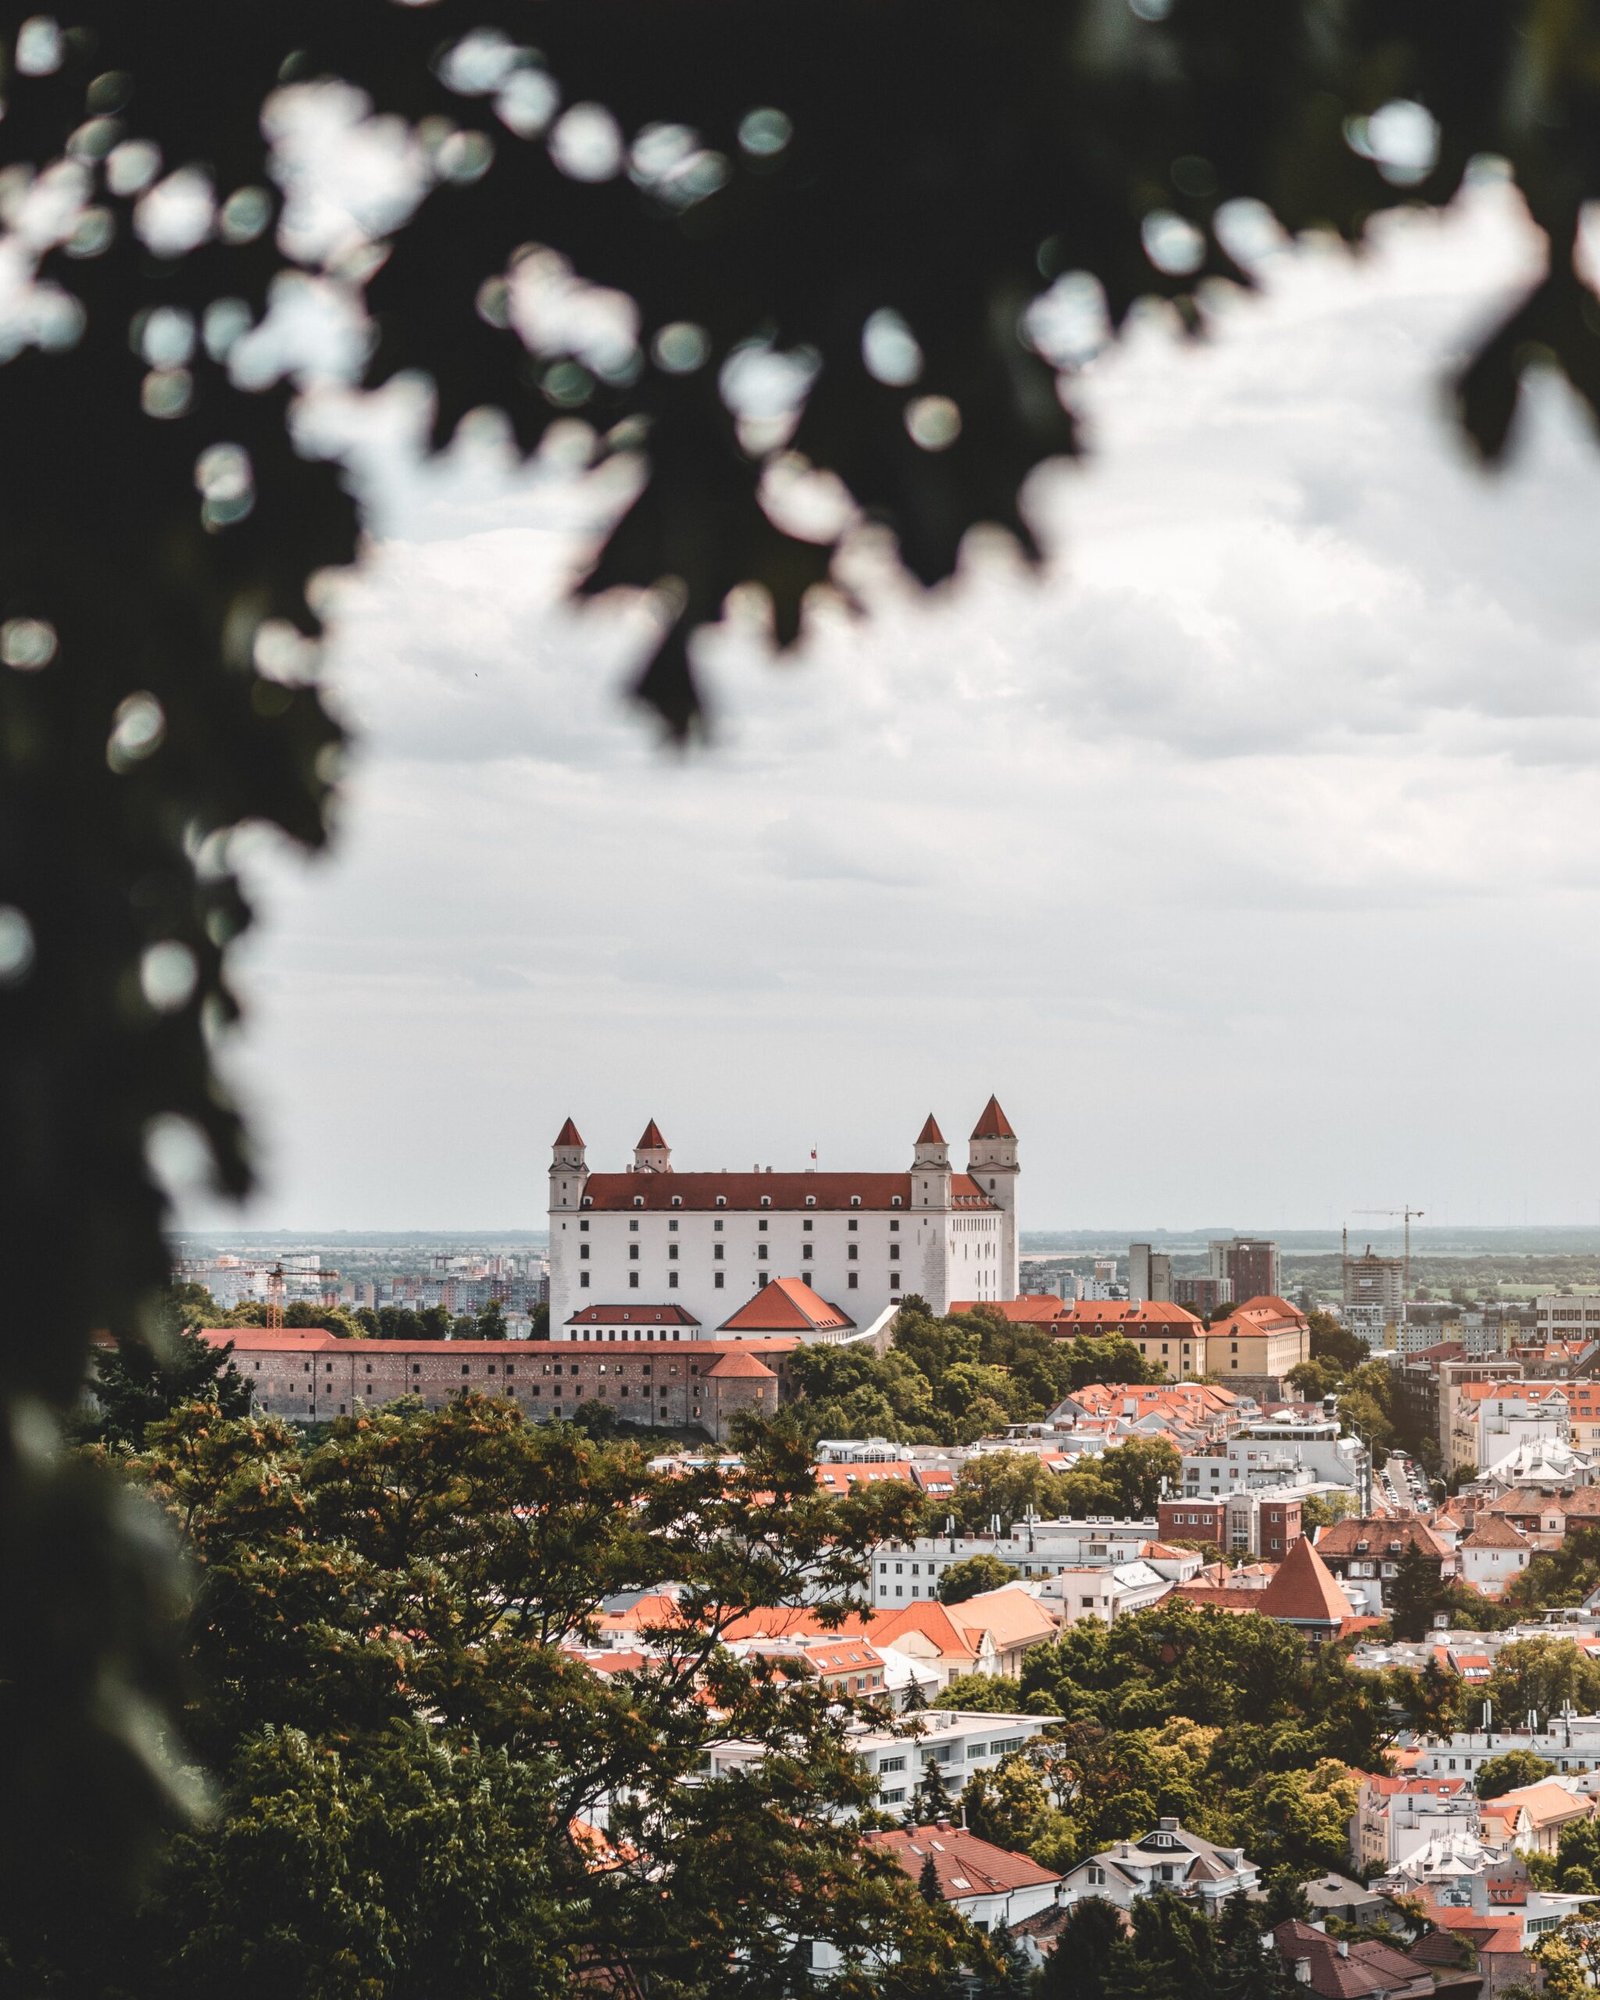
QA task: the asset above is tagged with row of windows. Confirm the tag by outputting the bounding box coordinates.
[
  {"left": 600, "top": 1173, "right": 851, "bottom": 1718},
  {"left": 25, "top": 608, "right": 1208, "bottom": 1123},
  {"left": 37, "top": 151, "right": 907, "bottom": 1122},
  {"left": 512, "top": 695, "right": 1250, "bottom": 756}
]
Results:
[
  {"left": 580, "top": 1271, "right": 896, "bottom": 1291},
  {"left": 589, "top": 1216, "right": 895, "bottom": 1234},
  {"left": 592, "top": 1192, "right": 891, "bottom": 1210},
  {"left": 588, "top": 1242, "right": 890, "bottom": 1266}
]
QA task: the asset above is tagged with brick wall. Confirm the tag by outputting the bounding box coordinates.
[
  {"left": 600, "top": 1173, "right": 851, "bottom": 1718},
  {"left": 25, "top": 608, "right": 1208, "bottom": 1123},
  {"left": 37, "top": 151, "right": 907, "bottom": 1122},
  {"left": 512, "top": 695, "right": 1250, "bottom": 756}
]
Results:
[{"left": 219, "top": 1336, "right": 794, "bottom": 1443}]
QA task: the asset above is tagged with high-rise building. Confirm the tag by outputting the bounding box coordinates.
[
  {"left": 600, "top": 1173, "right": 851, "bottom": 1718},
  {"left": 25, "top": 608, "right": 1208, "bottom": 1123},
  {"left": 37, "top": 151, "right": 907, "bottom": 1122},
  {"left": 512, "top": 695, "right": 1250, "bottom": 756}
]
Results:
[
  {"left": 1343, "top": 1246, "right": 1404, "bottom": 1335},
  {"left": 1208, "top": 1237, "right": 1282, "bottom": 1303},
  {"left": 1129, "top": 1243, "right": 1173, "bottom": 1304}
]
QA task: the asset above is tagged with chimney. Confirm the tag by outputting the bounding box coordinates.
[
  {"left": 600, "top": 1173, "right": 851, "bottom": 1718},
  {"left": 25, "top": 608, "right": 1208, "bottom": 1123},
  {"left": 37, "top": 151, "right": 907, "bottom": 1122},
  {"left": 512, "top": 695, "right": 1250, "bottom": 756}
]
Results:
[{"left": 1336, "top": 1940, "right": 1349, "bottom": 1959}]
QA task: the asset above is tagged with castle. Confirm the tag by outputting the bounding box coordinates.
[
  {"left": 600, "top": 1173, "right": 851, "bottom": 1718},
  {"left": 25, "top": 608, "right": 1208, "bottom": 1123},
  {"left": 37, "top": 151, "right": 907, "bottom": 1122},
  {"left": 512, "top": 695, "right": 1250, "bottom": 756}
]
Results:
[{"left": 547, "top": 1098, "right": 1021, "bottom": 1340}]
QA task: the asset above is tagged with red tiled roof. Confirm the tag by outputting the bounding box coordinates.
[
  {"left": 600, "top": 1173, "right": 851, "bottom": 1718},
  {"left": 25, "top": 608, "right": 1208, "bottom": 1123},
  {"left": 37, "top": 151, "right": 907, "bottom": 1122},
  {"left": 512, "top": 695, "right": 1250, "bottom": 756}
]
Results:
[
  {"left": 566, "top": 1304, "right": 701, "bottom": 1326},
  {"left": 949, "top": 1294, "right": 1066, "bottom": 1325},
  {"left": 1258, "top": 1537, "right": 1355, "bottom": 1627},
  {"left": 1315, "top": 1516, "right": 1450, "bottom": 1562},
  {"left": 1463, "top": 1517, "right": 1532, "bottom": 1549},
  {"left": 636, "top": 1119, "right": 667, "bottom": 1149},
  {"left": 705, "top": 1349, "right": 776, "bottom": 1380},
  {"left": 867, "top": 1823, "right": 1060, "bottom": 1900},
  {"left": 554, "top": 1116, "right": 584, "bottom": 1147},
  {"left": 970, "top": 1095, "right": 1016, "bottom": 1141},
  {"left": 197, "top": 1327, "right": 339, "bottom": 1350},
  {"left": 580, "top": 1171, "right": 996, "bottom": 1212},
  {"left": 718, "top": 1277, "right": 854, "bottom": 1334},
  {"left": 916, "top": 1113, "right": 945, "bottom": 1145},
  {"left": 1054, "top": 1301, "right": 1203, "bottom": 1329}
]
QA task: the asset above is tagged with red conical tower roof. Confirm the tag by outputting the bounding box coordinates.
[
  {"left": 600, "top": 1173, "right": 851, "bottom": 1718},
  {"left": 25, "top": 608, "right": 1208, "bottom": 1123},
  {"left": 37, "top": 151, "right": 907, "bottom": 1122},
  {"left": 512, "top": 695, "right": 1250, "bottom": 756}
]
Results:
[
  {"left": 1258, "top": 1534, "right": 1353, "bottom": 1628},
  {"left": 636, "top": 1119, "right": 668, "bottom": 1149},
  {"left": 970, "top": 1095, "right": 1016, "bottom": 1140},
  {"left": 554, "top": 1117, "right": 584, "bottom": 1147},
  {"left": 916, "top": 1114, "right": 946, "bottom": 1145}
]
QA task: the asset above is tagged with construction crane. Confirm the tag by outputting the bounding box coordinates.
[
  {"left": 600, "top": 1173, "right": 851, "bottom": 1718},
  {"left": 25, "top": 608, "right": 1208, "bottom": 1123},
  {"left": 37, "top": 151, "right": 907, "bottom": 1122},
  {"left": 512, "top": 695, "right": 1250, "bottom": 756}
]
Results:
[
  {"left": 249, "top": 1256, "right": 340, "bottom": 1326},
  {"left": 1355, "top": 1207, "right": 1426, "bottom": 1300}
]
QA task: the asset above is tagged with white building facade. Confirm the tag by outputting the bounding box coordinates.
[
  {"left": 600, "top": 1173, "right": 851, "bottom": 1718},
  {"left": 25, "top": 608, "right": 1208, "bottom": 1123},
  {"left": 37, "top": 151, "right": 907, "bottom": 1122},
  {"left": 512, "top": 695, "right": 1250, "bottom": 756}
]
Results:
[{"left": 548, "top": 1101, "right": 1021, "bottom": 1335}]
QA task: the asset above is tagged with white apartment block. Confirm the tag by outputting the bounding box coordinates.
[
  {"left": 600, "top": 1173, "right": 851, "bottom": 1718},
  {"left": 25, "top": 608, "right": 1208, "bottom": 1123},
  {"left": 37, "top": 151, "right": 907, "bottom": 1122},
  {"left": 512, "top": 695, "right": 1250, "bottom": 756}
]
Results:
[
  {"left": 1181, "top": 1418, "right": 1366, "bottom": 1497},
  {"left": 548, "top": 1101, "right": 1020, "bottom": 1336},
  {"left": 706, "top": 1708, "right": 1054, "bottom": 1813},
  {"left": 868, "top": 1521, "right": 1191, "bottom": 1608}
]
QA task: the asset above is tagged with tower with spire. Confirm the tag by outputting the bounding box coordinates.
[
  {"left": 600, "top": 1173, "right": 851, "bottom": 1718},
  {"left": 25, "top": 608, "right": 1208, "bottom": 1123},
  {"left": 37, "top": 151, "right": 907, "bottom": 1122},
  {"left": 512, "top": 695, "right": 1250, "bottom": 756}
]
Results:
[
  {"left": 968, "top": 1095, "right": 1020, "bottom": 1298},
  {"left": 910, "top": 1114, "right": 952, "bottom": 1209},
  {"left": 550, "top": 1117, "right": 588, "bottom": 1213},
  {"left": 632, "top": 1119, "right": 672, "bottom": 1174}
]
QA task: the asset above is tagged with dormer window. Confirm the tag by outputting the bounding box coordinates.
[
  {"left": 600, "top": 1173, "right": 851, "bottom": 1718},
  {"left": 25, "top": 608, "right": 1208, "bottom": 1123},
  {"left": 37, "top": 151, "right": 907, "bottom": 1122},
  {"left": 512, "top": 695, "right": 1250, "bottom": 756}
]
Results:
[
  {"left": 581, "top": 1196, "right": 592, "bottom": 1207},
  {"left": 851, "top": 1195, "right": 862, "bottom": 1208},
  {"left": 891, "top": 1196, "right": 902, "bottom": 1207},
  {"left": 633, "top": 1195, "right": 644, "bottom": 1207},
  {"left": 761, "top": 1195, "right": 772, "bottom": 1208},
  {"left": 806, "top": 1195, "right": 816, "bottom": 1207},
  {"left": 671, "top": 1194, "right": 682, "bottom": 1206},
  {"left": 715, "top": 1195, "right": 727, "bottom": 1207}
]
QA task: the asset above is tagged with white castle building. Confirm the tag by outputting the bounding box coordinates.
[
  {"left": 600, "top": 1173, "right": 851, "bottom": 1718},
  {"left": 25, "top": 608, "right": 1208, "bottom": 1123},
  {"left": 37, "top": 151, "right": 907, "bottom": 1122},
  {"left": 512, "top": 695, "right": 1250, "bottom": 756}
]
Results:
[{"left": 547, "top": 1099, "right": 1020, "bottom": 1340}]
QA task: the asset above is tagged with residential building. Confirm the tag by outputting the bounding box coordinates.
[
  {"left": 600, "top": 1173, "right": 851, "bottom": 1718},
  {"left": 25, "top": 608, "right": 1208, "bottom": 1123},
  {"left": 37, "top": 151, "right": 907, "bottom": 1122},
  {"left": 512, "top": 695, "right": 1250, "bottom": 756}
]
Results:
[
  {"left": 1181, "top": 1413, "right": 1366, "bottom": 1500},
  {"left": 707, "top": 1707, "right": 1055, "bottom": 1813},
  {"left": 1208, "top": 1238, "right": 1282, "bottom": 1304},
  {"left": 1477, "top": 1779, "right": 1596, "bottom": 1857},
  {"left": 1200, "top": 1296, "right": 1312, "bottom": 1392},
  {"left": 1159, "top": 1491, "right": 1304, "bottom": 1560},
  {"left": 547, "top": 1102, "right": 1020, "bottom": 1333},
  {"left": 1040, "top": 1559, "right": 1174, "bottom": 1625},
  {"left": 1060, "top": 1818, "right": 1261, "bottom": 1910},
  {"left": 862, "top": 1823, "right": 1066, "bottom": 1934},
  {"left": 1535, "top": 1294, "right": 1600, "bottom": 1341},
  {"left": 1050, "top": 1300, "right": 1206, "bottom": 1378},
  {"left": 1350, "top": 1773, "right": 1477, "bottom": 1872},
  {"left": 1313, "top": 1516, "right": 1451, "bottom": 1613},
  {"left": 1128, "top": 1243, "right": 1173, "bottom": 1305},
  {"left": 1458, "top": 1517, "right": 1534, "bottom": 1598},
  {"left": 1271, "top": 1920, "right": 1433, "bottom": 2000},
  {"left": 1451, "top": 1382, "right": 1571, "bottom": 1476},
  {"left": 1172, "top": 1273, "right": 1231, "bottom": 1314}
]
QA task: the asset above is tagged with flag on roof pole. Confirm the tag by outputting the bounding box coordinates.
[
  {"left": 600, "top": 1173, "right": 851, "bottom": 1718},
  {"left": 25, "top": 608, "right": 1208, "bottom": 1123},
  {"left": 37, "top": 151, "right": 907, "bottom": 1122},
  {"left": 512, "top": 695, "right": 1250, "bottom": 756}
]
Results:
[{"left": 810, "top": 1147, "right": 817, "bottom": 1161}]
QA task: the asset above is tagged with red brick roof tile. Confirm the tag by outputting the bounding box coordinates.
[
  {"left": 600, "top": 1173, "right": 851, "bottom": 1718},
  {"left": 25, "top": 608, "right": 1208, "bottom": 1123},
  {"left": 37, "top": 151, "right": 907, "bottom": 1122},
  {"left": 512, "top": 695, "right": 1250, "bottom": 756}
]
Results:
[{"left": 970, "top": 1095, "right": 1016, "bottom": 1140}]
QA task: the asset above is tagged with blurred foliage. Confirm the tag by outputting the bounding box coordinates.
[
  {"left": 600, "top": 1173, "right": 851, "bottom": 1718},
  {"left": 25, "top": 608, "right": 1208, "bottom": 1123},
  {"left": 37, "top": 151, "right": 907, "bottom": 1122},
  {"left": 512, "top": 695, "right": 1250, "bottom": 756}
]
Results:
[{"left": 6, "top": 0, "right": 1600, "bottom": 1978}]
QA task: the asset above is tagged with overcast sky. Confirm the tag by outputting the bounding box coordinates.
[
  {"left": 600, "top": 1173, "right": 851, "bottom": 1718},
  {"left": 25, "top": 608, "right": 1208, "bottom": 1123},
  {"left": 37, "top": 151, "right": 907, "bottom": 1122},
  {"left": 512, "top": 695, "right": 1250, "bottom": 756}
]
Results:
[{"left": 187, "top": 179, "right": 1600, "bottom": 1237}]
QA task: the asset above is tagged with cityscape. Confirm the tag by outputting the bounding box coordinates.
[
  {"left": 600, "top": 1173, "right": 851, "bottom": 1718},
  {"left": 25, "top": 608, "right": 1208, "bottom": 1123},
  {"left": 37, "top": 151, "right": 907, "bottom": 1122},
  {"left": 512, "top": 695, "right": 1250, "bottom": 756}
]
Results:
[{"left": 13, "top": 10, "right": 1600, "bottom": 2000}]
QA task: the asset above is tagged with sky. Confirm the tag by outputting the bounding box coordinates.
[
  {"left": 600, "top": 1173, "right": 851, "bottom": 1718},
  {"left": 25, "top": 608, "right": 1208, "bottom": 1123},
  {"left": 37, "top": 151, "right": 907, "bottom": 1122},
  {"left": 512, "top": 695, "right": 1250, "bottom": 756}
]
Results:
[{"left": 184, "top": 176, "right": 1600, "bottom": 1237}]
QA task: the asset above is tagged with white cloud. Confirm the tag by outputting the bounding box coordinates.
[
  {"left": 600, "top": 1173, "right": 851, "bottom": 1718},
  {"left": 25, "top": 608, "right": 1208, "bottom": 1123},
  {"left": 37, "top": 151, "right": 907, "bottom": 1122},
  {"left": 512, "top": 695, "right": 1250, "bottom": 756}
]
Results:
[{"left": 195, "top": 182, "right": 1600, "bottom": 1236}]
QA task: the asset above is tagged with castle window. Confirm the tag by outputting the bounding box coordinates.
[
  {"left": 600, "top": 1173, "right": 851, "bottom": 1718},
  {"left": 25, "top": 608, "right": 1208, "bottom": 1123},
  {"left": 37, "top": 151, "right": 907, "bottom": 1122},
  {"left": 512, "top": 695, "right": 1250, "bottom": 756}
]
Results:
[
  {"left": 848, "top": 1245, "right": 859, "bottom": 1261},
  {"left": 851, "top": 1196, "right": 862, "bottom": 1207},
  {"left": 713, "top": 1244, "right": 724, "bottom": 1260},
  {"left": 580, "top": 1272, "right": 590, "bottom": 1288},
  {"left": 760, "top": 1195, "right": 772, "bottom": 1208},
  {"left": 629, "top": 1273, "right": 639, "bottom": 1289},
  {"left": 716, "top": 1195, "right": 726, "bottom": 1207},
  {"left": 668, "top": 1244, "right": 679, "bottom": 1260},
  {"left": 848, "top": 1219, "right": 858, "bottom": 1232},
  {"left": 582, "top": 1196, "right": 592, "bottom": 1206},
  {"left": 713, "top": 1219, "right": 723, "bottom": 1232},
  {"left": 671, "top": 1194, "right": 682, "bottom": 1207},
  {"left": 802, "top": 1244, "right": 814, "bottom": 1261},
  {"left": 802, "top": 1219, "right": 813, "bottom": 1233},
  {"left": 806, "top": 1195, "right": 816, "bottom": 1207},
  {"left": 580, "top": 1244, "right": 590, "bottom": 1259},
  {"left": 891, "top": 1273, "right": 901, "bottom": 1289},
  {"left": 629, "top": 1245, "right": 640, "bottom": 1261},
  {"left": 889, "top": 1219, "right": 899, "bottom": 1233},
  {"left": 714, "top": 1274, "right": 725, "bottom": 1289},
  {"left": 891, "top": 1196, "right": 902, "bottom": 1207},
  {"left": 579, "top": 1219, "right": 588, "bottom": 1232},
  {"left": 758, "top": 1244, "right": 769, "bottom": 1260},
  {"left": 669, "top": 1273, "right": 679, "bottom": 1289},
  {"left": 848, "top": 1274, "right": 859, "bottom": 1289},
  {"left": 633, "top": 1196, "right": 644, "bottom": 1207}
]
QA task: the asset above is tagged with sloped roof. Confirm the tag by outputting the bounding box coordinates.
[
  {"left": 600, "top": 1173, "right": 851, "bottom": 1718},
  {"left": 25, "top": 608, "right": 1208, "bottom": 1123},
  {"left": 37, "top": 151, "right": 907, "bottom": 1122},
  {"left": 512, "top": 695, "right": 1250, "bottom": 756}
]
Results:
[
  {"left": 1484, "top": 1780, "right": 1592, "bottom": 1830},
  {"left": 718, "top": 1605, "right": 877, "bottom": 1643},
  {"left": 705, "top": 1349, "right": 776, "bottom": 1380},
  {"left": 635, "top": 1119, "right": 668, "bottom": 1149},
  {"left": 970, "top": 1095, "right": 1016, "bottom": 1140},
  {"left": 951, "top": 1586, "right": 1058, "bottom": 1651},
  {"left": 949, "top": 1294, "right": 1066, "bottom": 1324},
  {"left": 868, "top": 1823, "right": 1061, "bottom": 1900},
  {"left": 915, "top": 1113, "right": 946, "bottom": 1145},
  {"left": 581, "top": 1171, "right": 996, "bottom": 1212},
  {"left": 1316, "top": 1516, "right": 1450, "bottom": 1562},
  {"left": 1258, "top": 1536, "right": 1355, "bottom": 1627},
  {"left": 1273, "top": 1920, "right": 1428, "bottom": 2000},
  {"left": 871, "top": 1601, "right": 981, "bottom": 1664},
  {"left": 554, "top": 1116, "right": 584, "bottom": 1146},
  {"left": 718, "top": 1276, "right": 854, "bottom": 1334},
  {"left": 197, "top": 1327, "right": 339, "bottom": 1350},
  {"left": 566, "top": 1303, "right": 701, "bottom": 1326},
  {"left": 1463, "top": 1516, "right": 1532, "bottom": 1550},
  {"left": 1054, "top": 1300, "right": 1204, "bottom": 1329}
]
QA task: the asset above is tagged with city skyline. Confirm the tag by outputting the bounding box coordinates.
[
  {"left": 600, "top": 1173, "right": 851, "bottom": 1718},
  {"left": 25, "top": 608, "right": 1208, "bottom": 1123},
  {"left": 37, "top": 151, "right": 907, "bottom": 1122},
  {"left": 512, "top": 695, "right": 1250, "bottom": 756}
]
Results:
[{"left": 179, "top": 180, "right": 1600, "bottom": 1236}]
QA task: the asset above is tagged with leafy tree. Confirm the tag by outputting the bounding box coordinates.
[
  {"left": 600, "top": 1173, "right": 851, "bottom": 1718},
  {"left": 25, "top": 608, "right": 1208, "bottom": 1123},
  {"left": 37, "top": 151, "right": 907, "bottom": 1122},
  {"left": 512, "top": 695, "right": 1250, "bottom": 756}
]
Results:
[
  {"left": 1298, "top": 1492, "right": 1356, "bottom": 1534},
  {"left": 1040, "top": 1896, "right": 1124, "bottom": 2000},
  {"left": 1286, "top": 1358, "right": 1343, "bottom": 1403},
  {"left": 85, "top": 1320, "right": 253, "bottom": 1448},
  {"left": 1552, "top": 1816, "right": 1600, "bottom": 1896},
  {"left": 938, "top": 1555, "right": 1019, "bottom": 1605},
  {"left": 935, "top": 1674, "right": 1026, "bottom": 1714},
  {"left": 1388, "top": 1543, "right": 1448, "bottom": 1642},
  {"left": 1476, "top": 1750, "right": 1557, "bottom": 1800},
  {"left": 1307, "top": 1314, "right": 1369, "bottom": 1374},
  {"left": 1486, "top": 1638, "right": 1600, "bottom": 1728}
]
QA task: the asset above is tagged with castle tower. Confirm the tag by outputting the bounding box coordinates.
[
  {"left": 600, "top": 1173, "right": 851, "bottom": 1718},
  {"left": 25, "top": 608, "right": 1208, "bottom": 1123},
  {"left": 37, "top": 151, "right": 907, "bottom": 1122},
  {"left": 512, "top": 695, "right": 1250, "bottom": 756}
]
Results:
[
  {"left": 910, "top": 1113, "right": 952, "bottom": 1211},
  {"left": 632, "top": 1119, "right": 672, "bottom": 1174},
  {"left": 968, "top": 1095, "right": 1020, "bottom": 1298},
  {"left": 549, "top": 1117, "right": 588, "bottom": 1213}
]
